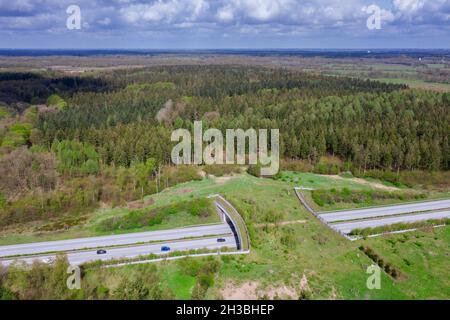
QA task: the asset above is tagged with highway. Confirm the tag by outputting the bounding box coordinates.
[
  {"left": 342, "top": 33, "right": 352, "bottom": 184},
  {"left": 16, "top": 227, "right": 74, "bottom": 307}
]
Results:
[
  {"left": 0, "top": 236, "right": 236, "bottom": 267},
  {"left": 331, "top": 210, "right": 450, "bottom": 234},
  {"left": 319, "top": 199, "right": 450, "bottom": 223},
  {"left": 0, "top": 224, "right": 232, "bottom": 258}
]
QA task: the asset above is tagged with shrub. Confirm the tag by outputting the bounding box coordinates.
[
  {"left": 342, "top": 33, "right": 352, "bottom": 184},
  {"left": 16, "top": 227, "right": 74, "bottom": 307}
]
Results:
[
  {"left": 189, "top": 198, "right": 211, "bottom": 217},
  {"left": 353, "top": 169, "right": 450, "bottom": 191},
  {"left": 0, "top": 147, "right": 57, "bottom": 200},
  {"left": 203, "top": 164, "right": 242, "bottom": 176},
  {"left": 339, "top": 171, "right": 353, "bottom": 178},
  {"left": 160, "top": 165, "right": 202, "bottom": 187},
  {"left": 247, "top": 163, "right": 262, "bottom": 177},
  {"left": 280, "top": 159, "right": 313, "bottom": 172},
  {"left": 96, "top": 198, "right": 215, "bottom": 232},
  {"left": 280, "top": 227, "right": 298, "bottom": 249},
  {"left": 312, "top": 188, "right": 427, "bottom": 207},
  {"left": 0, "top": 106, "right": 11, "bottom": 120},
  {"left": 177, "top": 257, "right": 202, "bottom": 277},
  {"left": 47, "top": 94, "right": 67, "bottom": 110},
  {"left": 349, "top": 218, "right": 449, "bottom": 237},
  {"left": 313, "top": 156, "right": 344, "bottom": 174},
  {"left": 1, "top": 122, "right": 33, "bottom": 148},
  {"left": 359, "top": 246, "right": 401, "bottom": 279},
  {"left": 0, "top": 192, "right": 6, "bottom": 208}
]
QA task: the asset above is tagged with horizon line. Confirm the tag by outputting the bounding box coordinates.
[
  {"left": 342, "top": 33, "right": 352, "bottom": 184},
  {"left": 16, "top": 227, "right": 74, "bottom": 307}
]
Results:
[{"left": 0, "top": 48, "right": 449, "bottom": 51}]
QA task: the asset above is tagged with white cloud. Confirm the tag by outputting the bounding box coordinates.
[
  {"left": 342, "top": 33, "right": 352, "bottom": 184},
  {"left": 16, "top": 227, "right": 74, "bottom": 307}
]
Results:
[
  {"left": 0, "top": 0, "right": 35, "bottom": 12},
  {"left": 121, "top": 1, "right": 180, "bottom": 23},
  {"left": 236, "top": 0, "right": 291, "bottom": 21},
  {"left": 0, "top": 0, "right": 449, "bottom": 45},
  {"left": 381, "top": 9, "right": 395, "bottom": 23},
  {"left": 216, "top": 5, "right": 234, "bottom": 22},
  {"left": 393, "top": 0, "right": 425, "bottom": 13},
  {"left": 98, "top": 17, "right": 111, "bottom": 26},
  {"left": 120, "top": 0, "right": 208, "bottom": 24}
]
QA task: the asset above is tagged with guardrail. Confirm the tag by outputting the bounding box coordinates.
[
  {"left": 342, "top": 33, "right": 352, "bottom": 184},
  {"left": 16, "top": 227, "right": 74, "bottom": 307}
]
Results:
[
  {"left": 294, "top": 187, "right": 352, "bottom": 240},
  {"left": 105, "top": 250, "right": 250, "bottom": 268},
  {"left": 208, "top": 194, "right": 251, "bottom": 252}
]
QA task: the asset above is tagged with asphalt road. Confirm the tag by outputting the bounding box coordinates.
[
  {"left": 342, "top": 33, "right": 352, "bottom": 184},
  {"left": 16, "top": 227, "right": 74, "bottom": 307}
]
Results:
[
  {"left": 332, "top": 210, "right": 450, "bottom": 234},
  {"left": 0, "top": 224, "right": 232, "bottom": 258},
  {"left": 0, "top": 236, "right": 236, "bottom": 267},
  {"left": 319, "top": 199, "right": 450, "bottom": 223}
]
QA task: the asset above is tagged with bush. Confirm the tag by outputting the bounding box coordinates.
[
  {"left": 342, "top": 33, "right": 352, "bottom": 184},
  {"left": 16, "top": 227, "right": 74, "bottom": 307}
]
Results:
[
  {"left": 353, "top": 169, "right": 450, "bottom": 190},
  {"left": 280, "top": 227, "right": 298, "bottom": 249},
  {"left": 0, "top": 192, "right": 6, "bottom": 208},
  {"left": 0, "top": 147, "right": 57, "bottom": 200},
  {"left": 189, "top": 198, "right": 212, "bottom": 217},
  {"left": 203, "top": 164, "right": 242, "bottom": 177},
  {"left": 97, "top": 198, "right": 215, "bottom": 232},
  {"left": 160, "top": 166, "right": 202, "bottom": 187},
  {"left": 263, "top": 209, "right": 285, "bottom": 224},
  {"left": 0, "top": 106, "right": 11, "bottom": 120},
  {"left": 311, "top": 188, "right": 427, "bottom": 207},
  {"left": 80, "top": 159, "right": 100, "bottom": 175},
  {"left": 349, "top": 218, "right": 449, "bottom": 237},
  {"left": 1, "top": 122, "right": 33, "bottom": 148},
  {"left": 47, "top": 94, "right": 67, "bottom": 110},
  {"left": 339, "top": 171, "right": 353, "bottom": 178},
  {"left": 177, "top": 257, "right": 202, "bottom": 277},
  {"left": 280, "top": 159, "right": 313, "bottom": 172},
  {"left": 190, "top": 257, "right": 221, "bottom": 299},
  {"left": 359, "top": 246, "right": 401, "bottom": 279},
  {"left": 247, "top": 163, "right": 262, "bottom": 177},
  {"left": 313, "top": 156, "right": 344, "bottom": 174}
]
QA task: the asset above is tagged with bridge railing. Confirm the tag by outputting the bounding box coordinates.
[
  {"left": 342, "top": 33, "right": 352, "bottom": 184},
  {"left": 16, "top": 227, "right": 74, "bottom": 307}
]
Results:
[{"left": 209, "top": 194, "right": 250, "bottom": 252}]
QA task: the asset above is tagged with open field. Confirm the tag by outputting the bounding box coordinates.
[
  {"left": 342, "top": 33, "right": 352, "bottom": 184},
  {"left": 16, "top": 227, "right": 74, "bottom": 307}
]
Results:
[
  {"left": 318, "top": 61, "right": 450, "bottom": 92},
  {"left": 0, "top": 53, "right": 448, "bottom": 92},
  {"left": 360, "top": 227, "right": 450, "bottom": 299},
  {"left": 372, "top": 77, "right": 450, "bottom": 91}
]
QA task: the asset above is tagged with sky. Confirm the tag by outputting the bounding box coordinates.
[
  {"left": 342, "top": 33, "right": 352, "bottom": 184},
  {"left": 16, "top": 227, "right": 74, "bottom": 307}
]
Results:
[{"left": 0, "top": 0, "right": 449, "bottom": 49}]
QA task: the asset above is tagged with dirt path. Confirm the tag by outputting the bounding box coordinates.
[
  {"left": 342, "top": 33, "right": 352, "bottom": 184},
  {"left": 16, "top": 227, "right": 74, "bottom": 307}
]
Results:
[
  {"left": 214, "top": 176, "right": 234, "bottom": 184},
  {"left": 327, "top": 175, "right": 400, "bottom": 191},
  {"left": 221, "top": 281, "right": 297, "bottom": 300}
]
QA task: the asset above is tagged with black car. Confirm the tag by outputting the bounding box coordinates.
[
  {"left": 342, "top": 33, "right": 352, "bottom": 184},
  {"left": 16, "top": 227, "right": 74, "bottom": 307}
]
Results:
[
  {"left": 217, "top": 238, "right": 226, "bottom": 243},
  {"left": 96, "top": 249, "right": 107, "bottom": 254}
]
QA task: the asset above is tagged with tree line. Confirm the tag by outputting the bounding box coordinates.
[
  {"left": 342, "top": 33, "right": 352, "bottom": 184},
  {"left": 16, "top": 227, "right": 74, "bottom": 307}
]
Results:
[{"left": 29, "top": 65, "right": 448, "bottom": 171}]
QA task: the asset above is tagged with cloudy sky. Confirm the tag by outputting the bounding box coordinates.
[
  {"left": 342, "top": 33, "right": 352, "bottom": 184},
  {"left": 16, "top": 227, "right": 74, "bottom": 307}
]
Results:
[{"left": 0, "top": 0, "right": 449, "bottom": 49}]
